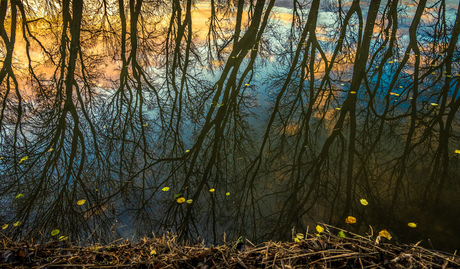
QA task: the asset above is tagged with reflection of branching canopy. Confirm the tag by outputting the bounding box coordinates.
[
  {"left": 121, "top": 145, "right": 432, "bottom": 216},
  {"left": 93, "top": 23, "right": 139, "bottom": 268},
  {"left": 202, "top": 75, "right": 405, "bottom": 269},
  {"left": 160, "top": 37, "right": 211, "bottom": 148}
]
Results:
[{"left": 0, "top": 0, "right": 459, "bottom": 251}]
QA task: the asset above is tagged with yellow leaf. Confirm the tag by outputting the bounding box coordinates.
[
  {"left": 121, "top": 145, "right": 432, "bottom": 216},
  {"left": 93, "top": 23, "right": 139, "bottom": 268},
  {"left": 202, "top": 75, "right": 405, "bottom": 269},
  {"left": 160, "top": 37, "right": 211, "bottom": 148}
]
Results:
[
  {"left": 48, "top": 148, "right": 54, "bottom": 152},
  {"left": 399, "top": 86, "right": 403, "bottom": 88},
  {"left": 143, "top": 123, "right": 148, "bottom": 127},
  {"left": 51, "top": 229, "right": 60, "bottom": 236},
  {"left": 77, "top": 199, "right": 86, "bottom": 205},
  {"left": 13, "top": 221, "right": 22, "bottom": 227},
  {"left": 15, "top": 194, "right": 23, "bottom": 199},
  {"left": 350, "top": 91, "right": 357, "bottom": 94},
  {"left": 432, "top": 72, "right": 436, "bottom": 74},
  {"left": 59, "top": 236, "right": 68, "bottom": 241},
  {"left": 185, "top": 150, "right": 190, "bottom": 153},
  {"left": 388, "top": 61, "right": 394, "bottom": 63},
  {"left": 345, "top": 216, "right": 356, "bottom": 224},
  {"left": 209, "top": 188, "right": 215, "bottom": 193},
  {"left": 360, "top": 199, "right": 368, "bottom": 206},
  {"left": 18, "top": 156, "right": 28, "bottom": 164},
  {"left": 296, "top": 233, "right": 304, "bottom": 239},
  {"left": 2, "top": 224, "right": 8, "bottom": 229},
  {"left": 186, "top": 199, "right": 193, "bottom": 204},
  {"left": 336, "top": 108, "right": 341, "bottom": 110},
  {"left": 226, "top": 192, "right": 230, "bottom": 196},
  {"left": 294, "top": 237, "right": 300, "bottom": 242},
  {"left": 341, "top": 83, "right": 345, "bottom": 86},
  {"left": 150, "top": 249, "right": 157, "bottom": 255},
  {"left": 316, "top": 225, "right": 324, "bottom": 233},
  {"left": 177, "top": 197, "right": 186, "bottom": 203},
  {"left": 431, "top": 103, "right": 438, "bottom": 106},
  {"left": 408, "top": 222, "right": 417, "bottom": 228},
  {"left": 244, "top": 84, "right": 250, "bottom": 86},
  {"left": 162, "top": 187, "right": 170, "bottom": 192},
  {"left": 0, "top": 157, "right": 3, "bottom": 160},
  {"left": 455, "top": 150, "right": 460, "bottom": 154},
  {"left": 379, "top": 229, "right": 392, "bottom": 240}
]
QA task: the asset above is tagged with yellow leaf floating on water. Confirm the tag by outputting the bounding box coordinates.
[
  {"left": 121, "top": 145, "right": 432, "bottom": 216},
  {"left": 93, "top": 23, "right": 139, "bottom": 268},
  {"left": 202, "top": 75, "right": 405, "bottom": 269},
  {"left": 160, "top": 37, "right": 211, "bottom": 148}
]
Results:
[
  {"left": 162, "top": 187, "right": 170, "bottom": 192},
  {"left": 360, "top": 199, "right": 368, "bottom": 206},
  {"left": 186, "top": 199, "right": 193, "bottom": 204},
  {"left": 77, "top": 199, "right": 86, "bottom": 205},
  {"left": 345, "top": 216, "right": 356, "bottom": 224},
  {"left": 455, "top": 150, "right": 460, "bottom": 154},
  {"left": 2, "top": 224, "right": 8, "bottom": 229},
  {"left": 316, "top": 225, "right": 324, "bottom": 233},
  {"left": 408, "top": 222, "right": 417, "bottom": 228},
  {"left": 15, "top": 194, "right": 23, "bottom": 199},
  {"left": 379, "top": 229, "right": 392, "bottom": 240},
  {"left": 177, "top": 197, "right": 186, "bottom": 203},
  {"left": 209, "top": 188, "right": 215, "bottom": 193},
  {"left": 226, "top": 192, "right": 231, "bottom": 196},
  {"left": 13, "top": 221, "right": 22, "bottom": 227},
  {"left": 18, "top": 156, "right": 28, "bottom": 164},
  {"left": 51, "top": 229, "right": 60, "bottom": 236},
  {"left": 59, "top": 236, "right": 68, "bottom": 241}
]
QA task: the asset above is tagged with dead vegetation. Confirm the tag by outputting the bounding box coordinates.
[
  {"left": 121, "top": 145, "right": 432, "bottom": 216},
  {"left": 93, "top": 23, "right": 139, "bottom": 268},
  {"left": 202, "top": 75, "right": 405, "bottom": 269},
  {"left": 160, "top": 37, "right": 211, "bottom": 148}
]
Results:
[{"left": 1, "top": 224, "right": 458, "bottom": 268}]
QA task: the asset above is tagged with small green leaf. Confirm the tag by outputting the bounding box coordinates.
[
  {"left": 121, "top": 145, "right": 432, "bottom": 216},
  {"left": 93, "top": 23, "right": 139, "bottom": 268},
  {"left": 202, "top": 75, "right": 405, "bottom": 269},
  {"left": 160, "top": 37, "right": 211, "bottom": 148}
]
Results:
[
  {"left": 15, "top": 194, "right": 23, "bottom": 199},
  {"left": 338, "top": 230, "right": 346, "bottom": 238}
]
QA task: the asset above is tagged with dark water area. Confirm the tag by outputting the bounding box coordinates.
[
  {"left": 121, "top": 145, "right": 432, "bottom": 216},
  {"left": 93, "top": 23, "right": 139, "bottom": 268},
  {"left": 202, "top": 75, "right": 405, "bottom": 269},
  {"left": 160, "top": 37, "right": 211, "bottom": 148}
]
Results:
[{"left": 1, "top": 0, "right": 460, "bottom": 253}]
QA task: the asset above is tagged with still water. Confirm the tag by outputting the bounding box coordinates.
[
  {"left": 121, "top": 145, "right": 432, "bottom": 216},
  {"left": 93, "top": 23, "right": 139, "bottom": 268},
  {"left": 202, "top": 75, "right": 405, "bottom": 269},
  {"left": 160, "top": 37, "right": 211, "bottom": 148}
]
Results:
[{"left": 1, "top": 0, "right": 460, "bottom": 252}]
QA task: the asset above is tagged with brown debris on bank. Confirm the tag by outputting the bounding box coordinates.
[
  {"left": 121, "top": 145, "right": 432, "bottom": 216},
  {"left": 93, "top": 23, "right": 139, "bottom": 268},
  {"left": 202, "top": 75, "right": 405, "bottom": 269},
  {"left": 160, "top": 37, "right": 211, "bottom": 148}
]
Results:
[{"left": 1, "top": 224, "right": 459, "bottom": 268}]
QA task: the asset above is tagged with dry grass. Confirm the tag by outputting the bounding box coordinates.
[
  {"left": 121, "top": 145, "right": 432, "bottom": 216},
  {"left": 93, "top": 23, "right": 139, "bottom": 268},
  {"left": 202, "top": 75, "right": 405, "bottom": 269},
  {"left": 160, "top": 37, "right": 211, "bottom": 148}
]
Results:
[{"left": 1, "top": 224, "right": 459, "bottom": 268}]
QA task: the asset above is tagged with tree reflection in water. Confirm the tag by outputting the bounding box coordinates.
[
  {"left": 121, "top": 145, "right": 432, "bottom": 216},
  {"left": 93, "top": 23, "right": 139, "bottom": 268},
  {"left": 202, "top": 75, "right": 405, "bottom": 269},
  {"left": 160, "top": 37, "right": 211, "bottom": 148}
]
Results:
[{"left": 0, "top": 0, "right": 459, "bottom": 252}]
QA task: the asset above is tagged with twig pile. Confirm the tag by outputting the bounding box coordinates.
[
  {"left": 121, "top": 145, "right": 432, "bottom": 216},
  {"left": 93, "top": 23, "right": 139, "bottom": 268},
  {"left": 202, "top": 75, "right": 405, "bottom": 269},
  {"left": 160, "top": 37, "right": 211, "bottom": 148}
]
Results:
[{"left": 1, "top": 224, "right": 459, "bottom": 268}]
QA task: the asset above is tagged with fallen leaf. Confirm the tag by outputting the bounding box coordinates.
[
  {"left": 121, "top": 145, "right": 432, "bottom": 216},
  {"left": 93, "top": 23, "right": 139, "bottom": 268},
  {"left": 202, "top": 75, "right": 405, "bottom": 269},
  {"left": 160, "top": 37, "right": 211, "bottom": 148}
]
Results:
[
  {"left": 162, "top": 187, "right": 170, "bottom": 191},
  {"left": 455, "top": 150, "right": 460, "bottom": 154},
  {"left": 2, "top": 224, "right": 8, "bottom": 229},
  {"left": 19, "top": 156, "right": 28, "bottom": 164},
  {"left": 186, "top": 199, "right": 193, "bottom": 204},
  {"left": 345, "top": 216, "right": 356, "bottom": 224},
  {"left": 316, "top": 225, "right": 324, "bottom": 233},
  {"left": 209, "top": 188, "right": 215, "bottom": 193},
  {"left": 226, "top": 192, "right": 231, "bottom": 196},
  {"left": 48, "top": 148, "right": 54, "bottom": 152},
  {"left": 338, "top": 230, "right": 346, "bottom": 238},
  {"left": 51, "top": 229, "right": 60, "bottom": 236},
  {"left": 431, "top": 103, "right": 438, "bottom": 106},
  {"left": 13, "top": 221, "right": 22, "bottom": 227},
  {"left": 59, "top": 236, "right": 68, "bottom": 241},
  {"left": 177, "top": 197, "right": 186, "bottom": 203},
  {"left": 379, "top": 229, "right": 392, "bottom": 240},
  {"left": 77, "top": 199, "right": 86, "bottom": 205},
  {"left": 408, "top": 222, "right": 417, "bottom": 228},
  {"left": 350, "top": 91, "right": 357, "bottom": 94},
  {"left": 15, "top": 194, "right": 23, "bottom": 199},
  {"left": 360, "top": 199, "right": 368, "bottom": 206},
  {"left": 296, "top": 233, "right": 304, "bottom": 239}
]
